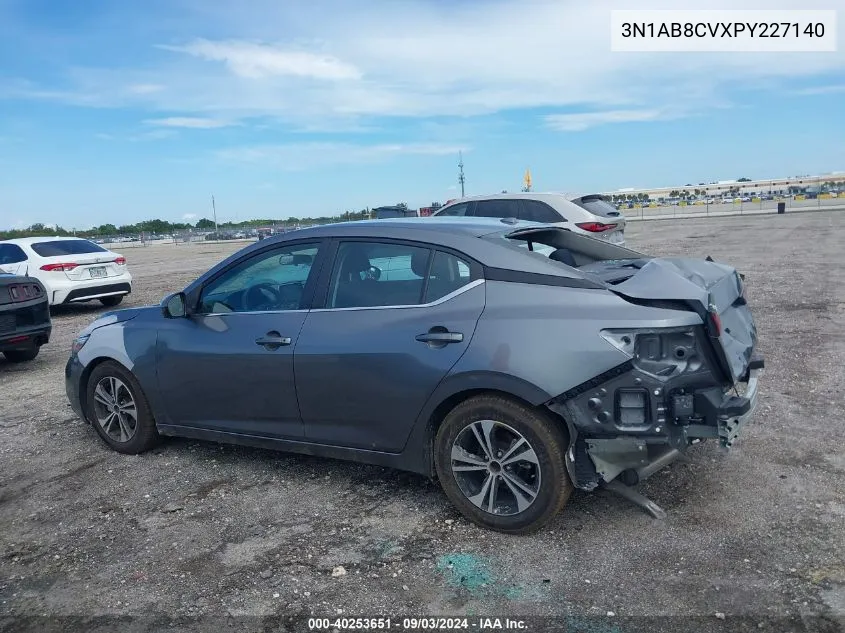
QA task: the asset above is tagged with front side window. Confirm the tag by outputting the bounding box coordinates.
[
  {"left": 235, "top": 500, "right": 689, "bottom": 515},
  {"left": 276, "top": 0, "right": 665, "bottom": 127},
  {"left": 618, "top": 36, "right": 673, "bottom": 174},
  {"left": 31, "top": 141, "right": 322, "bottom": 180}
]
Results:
[
  {"left": 436, "top": 202, "right": 471, "bottom": 217},
  {"left": 30, "top": 239, "right": 107, "bottom": 257},
  {"left": 0, "top": 244, "right": 27, "bottom": 265},
  {"left": 327, "top": 242, "right": 430, "bottom": 308},
  {"left": 199, "top": 243, "right": 320, "bottom": 313}
]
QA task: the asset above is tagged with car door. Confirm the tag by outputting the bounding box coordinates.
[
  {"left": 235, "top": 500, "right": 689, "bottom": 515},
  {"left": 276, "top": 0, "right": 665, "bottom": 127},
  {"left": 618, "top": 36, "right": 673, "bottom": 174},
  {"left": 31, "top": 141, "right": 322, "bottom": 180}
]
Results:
[
  {"left": 294, "top": 239, "right": 486, "bottom": 452},
  {"left": 155, "top": 240, "right": 327, "bottom": 439}
]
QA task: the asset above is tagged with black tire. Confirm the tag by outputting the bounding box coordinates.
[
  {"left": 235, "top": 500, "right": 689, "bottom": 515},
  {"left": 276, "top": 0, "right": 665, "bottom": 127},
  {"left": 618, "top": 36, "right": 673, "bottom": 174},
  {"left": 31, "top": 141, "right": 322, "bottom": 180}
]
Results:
[
  {"left": 434, "top": 394, "right": 573, "bottom": 534},
  {"left": 3, "top": 346, "right": 40, "bottom": 363},
  {"left": 100, "top": 295, "right": 124, "bottom": 307},
  {"left": 84, "top": 361, "right": 160, "bottom": 454}
]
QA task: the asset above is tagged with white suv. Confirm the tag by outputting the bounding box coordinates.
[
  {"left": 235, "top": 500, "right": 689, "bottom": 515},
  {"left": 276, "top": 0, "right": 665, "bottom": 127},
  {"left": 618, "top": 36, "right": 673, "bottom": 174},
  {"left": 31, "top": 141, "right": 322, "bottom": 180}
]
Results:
[
  {"left": 0, "top": 237, "right": 133, "bottom": 306},
  {"left": 433, "top": 192, "right": 627, "bottom": 245}
]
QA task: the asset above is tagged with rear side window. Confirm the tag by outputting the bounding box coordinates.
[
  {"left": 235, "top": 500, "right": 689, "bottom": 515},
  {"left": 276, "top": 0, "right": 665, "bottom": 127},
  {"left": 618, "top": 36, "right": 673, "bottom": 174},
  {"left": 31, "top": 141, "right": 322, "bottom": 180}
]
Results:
[
  {"left": 436, "top": 202, "right": 471, "bottom": 217},
  {"left": 574, "top": 196, "right": 620, "bottom": 217},
  {"left": 0, "top": 244, "right": 27, "bottom": 264},
  {"left": 30, "top": 240, "right": 107, "bottom": 257},
  {"left": 327, "top": 241, "right": 430, "bottom": 308},
  {"left": 474, "top": 199, "right": 520, "bottom": 219},
  {"left": 423, "top": 251, "right": 475, "bottom": 303},
  {"left": 521, "top": 200, "right": 563, "bottom": 223}
]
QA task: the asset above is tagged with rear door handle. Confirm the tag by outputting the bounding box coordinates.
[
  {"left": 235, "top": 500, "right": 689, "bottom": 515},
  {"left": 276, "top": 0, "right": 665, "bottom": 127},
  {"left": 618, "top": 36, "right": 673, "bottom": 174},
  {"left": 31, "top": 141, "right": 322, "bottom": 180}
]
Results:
[
  {"left": 415, "top": 332, "right": 463, "bottom": 344},
  {"left": 255, "top": 331, "right": 292, "bottom": 349}
]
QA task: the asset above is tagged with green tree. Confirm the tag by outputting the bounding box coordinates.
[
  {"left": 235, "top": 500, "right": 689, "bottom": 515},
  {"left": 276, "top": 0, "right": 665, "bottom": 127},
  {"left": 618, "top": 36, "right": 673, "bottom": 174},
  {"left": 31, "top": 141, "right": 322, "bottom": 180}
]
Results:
[{"left": 195, "top": 218, "right": 215, "bottom": 229}]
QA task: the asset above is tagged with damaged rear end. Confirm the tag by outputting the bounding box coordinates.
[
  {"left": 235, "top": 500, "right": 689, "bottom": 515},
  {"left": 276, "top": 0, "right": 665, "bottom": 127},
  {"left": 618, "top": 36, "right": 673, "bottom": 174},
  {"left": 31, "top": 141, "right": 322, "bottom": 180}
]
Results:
[{"left": 542, "top": 248, "right": 763, "bottom": 514}]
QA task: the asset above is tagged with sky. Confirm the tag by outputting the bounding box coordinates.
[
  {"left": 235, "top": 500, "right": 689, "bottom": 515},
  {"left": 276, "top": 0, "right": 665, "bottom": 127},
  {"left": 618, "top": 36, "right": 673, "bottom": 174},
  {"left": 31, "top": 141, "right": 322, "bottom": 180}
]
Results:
[{"left": 0, "top": 0, "right": 843, "bottom": 230}]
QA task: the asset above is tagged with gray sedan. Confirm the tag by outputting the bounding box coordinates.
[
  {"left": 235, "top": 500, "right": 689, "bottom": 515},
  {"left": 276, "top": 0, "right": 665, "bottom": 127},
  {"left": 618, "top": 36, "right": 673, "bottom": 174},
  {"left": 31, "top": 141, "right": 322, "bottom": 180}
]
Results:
[{"left": 66, "top": 217, "right": 763, "bottom": 533}]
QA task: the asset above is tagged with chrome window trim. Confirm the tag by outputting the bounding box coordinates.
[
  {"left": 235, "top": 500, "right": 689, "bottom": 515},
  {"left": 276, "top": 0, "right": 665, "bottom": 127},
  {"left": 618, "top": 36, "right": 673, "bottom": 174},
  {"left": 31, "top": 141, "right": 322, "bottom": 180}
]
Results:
[
  {"left": 311, "top": 278, "right": 484, "bottom": 313},
  {"left": 197, "top": 279, "right": 483, "bottom": 317},
  {"left": 199, "top": 308, "right": 311, "bottom": 317}
]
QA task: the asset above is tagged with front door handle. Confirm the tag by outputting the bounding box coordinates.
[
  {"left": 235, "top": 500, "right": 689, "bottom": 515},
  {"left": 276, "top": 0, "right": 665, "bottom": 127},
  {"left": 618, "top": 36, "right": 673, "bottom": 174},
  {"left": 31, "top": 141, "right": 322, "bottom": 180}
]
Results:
[
  {"left": 255, "top": 331, "right": 292, "bottom": 349},
  {"left": 415, "top": 331, "right": 463, "bottom": 344}
]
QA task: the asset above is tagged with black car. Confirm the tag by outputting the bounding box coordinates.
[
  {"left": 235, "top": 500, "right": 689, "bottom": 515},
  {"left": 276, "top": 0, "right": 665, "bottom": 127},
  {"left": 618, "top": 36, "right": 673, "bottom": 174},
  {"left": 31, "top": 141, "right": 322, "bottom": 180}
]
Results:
[{"left": 0, "top": 274, "right": 52, "bottom": 362}]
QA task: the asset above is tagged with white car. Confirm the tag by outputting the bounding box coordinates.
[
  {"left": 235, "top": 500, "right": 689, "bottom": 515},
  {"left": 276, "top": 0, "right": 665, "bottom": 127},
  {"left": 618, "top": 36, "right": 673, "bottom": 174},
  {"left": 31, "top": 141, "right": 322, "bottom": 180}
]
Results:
[
  {"left": 0, "top": 237, "right": 132, "bottom": 306},
  {"left": 433, "top": 192, "right": 627, "bottom": 246}
]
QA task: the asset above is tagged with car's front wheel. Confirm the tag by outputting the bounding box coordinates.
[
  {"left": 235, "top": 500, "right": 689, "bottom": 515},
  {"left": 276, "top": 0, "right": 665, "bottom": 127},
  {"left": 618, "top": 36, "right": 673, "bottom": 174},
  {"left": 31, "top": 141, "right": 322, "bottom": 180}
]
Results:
[
  {"left": 3, "top": 346, "right": 40, "bottom": 363},
  {"left": 434, "top": 394, "right": 573, "bottom": 534},
  {"left": 100, "top": 295, "right": 124, "bottom": 307},
  {"left": 84, "top": 361, "right": 160, "bottom": 454}
]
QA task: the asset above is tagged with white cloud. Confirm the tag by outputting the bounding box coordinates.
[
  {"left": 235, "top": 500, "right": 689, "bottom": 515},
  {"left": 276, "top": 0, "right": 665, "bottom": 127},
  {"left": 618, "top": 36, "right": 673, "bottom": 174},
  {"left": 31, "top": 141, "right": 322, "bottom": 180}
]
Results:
[
  {"left": 5, "top": 0, "right": 845, "bottom": 127},
  {"left": 96, "top": 129, "right": 177, "bottom": 142},
  {"left": 144, "top": 117, "right": 235, "bottom": 129},
  {"left": 127, "top": 83, "right": 164, "bottom": 94},
  {"left": 545, "top": 109, "right": 668, "bottom": 132},
  {"left": 183, "top": 213, "right": 197, "bottom": 220},
  {"left": 793, "top": 84, "right": 845, "bottom": 96},
  {"left": 217, "top": 142, "right": 467, "bottom": 170},
  {"left": 159, "top": 39, "right": 362, "bottom": 80}
]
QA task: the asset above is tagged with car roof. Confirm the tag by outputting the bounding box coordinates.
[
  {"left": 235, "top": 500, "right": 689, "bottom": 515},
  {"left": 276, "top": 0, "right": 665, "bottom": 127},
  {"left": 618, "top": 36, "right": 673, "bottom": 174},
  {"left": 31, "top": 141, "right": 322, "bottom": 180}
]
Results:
[
  {"left": 275, "top": 216, "right": 529, "bottom": 240},
  {"left": 439, "top": 192, "right": 594, "bottom": 205},
  {"left": 1, "top": 236, "right": 91, "bottom": 245},
  {"left": 184, "top": 216, "right": 602, "bottom": 295}
]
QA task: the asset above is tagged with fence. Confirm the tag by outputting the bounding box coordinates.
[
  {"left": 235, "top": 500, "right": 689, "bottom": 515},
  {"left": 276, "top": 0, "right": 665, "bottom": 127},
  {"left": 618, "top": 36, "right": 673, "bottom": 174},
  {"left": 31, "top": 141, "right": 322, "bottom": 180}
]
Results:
[
  {"left": 89, "top": 223, "right": 322, "bottom": 249},
  {"left": 76, "top": 197, "right": 845, "bottom": 247},
  {"left": 620, "top": 195, "right": 845, "bottom": 221}
]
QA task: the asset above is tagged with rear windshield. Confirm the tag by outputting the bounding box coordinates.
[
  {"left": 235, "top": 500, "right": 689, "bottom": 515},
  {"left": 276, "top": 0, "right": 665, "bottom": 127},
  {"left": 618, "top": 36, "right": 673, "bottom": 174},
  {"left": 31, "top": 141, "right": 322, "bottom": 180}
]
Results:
[
  {"left": 573, "top": 196, "right": 620, "bottom": 217},
  {"left": 30, "top": 240, "right": 108, "bottom": 257}
]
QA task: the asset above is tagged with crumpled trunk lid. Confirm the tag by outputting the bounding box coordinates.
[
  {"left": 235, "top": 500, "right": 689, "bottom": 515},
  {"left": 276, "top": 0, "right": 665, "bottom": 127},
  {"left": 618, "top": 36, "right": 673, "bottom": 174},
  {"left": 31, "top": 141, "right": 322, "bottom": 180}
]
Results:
[{"left": 606, "top": 257, "right": 757, "bottom": 384}]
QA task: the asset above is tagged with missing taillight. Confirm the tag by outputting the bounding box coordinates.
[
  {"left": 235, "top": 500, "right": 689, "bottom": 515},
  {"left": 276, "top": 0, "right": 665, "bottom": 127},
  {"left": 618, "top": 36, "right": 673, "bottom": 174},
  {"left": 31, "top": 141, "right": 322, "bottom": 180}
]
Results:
[{"left": 709, "top": 311, "right": 722, "bottom": 337}]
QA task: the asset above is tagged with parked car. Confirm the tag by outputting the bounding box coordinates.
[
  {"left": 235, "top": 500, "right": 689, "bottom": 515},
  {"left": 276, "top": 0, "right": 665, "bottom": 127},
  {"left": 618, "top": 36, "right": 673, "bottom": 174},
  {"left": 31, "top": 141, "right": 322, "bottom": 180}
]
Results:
[
  {"left": 433, "top": 193, "right": 626, "bottom": 245},
  {"left": 0, "top": 237, "right": 132, "bottom": 306},
  {"left": 66, "top": 217, "right": 762, "bottom": 533},
  {"left": 0, "top": 273, "right": 51, "bottom": 362}
]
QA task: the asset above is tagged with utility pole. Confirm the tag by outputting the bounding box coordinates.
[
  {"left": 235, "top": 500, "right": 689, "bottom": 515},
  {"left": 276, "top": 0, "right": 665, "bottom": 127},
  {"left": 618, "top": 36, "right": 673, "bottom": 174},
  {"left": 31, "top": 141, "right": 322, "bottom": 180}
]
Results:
[
  {"left": 458, "top": 152, "right": 466, "bottom": 197},
  {"left": 211, "top": 195, "right": 219, "bottom": 236}
]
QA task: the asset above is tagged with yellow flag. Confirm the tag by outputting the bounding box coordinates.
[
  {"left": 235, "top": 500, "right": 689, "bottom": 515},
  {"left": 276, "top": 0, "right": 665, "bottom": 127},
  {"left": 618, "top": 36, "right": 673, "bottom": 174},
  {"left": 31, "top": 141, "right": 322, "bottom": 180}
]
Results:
[{"left": 523, "top": 169, "right": 532, "bottom": 191}]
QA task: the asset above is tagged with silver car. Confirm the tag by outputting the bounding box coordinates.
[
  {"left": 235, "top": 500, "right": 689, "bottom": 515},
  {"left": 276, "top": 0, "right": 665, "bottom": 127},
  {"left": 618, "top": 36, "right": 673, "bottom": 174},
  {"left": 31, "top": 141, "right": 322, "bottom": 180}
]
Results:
[
  {"left": 433, "top": 192, "right": 627, "bottom": 245},
  {"left": 66, "top": 217, "right": 762, "bottom": 534}
]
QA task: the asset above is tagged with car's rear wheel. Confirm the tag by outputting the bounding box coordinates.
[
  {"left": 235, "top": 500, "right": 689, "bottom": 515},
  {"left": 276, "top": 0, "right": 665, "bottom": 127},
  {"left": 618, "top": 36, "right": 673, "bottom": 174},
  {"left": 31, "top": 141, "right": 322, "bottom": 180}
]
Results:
[
  {"left": 434, "top": 394, "right": 573, "bottom": 534},
  {"left": 85, "top": 361, "right": 159, "bottom": 454},
  {"left": 3, "top": 346, "right": 40, "bottom": 363},
  {"left": 100, "top": 295, "right": 124, "bottom": 307}
]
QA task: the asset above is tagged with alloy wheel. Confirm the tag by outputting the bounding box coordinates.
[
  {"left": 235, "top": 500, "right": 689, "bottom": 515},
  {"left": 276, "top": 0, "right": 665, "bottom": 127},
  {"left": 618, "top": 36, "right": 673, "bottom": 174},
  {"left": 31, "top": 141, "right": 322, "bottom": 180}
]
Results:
[
  {"left": 91, "top": 376, "right": 138, "bottom": 443},
  {"left": 450, "top": 420, "right": 542, "bottom": 516}
]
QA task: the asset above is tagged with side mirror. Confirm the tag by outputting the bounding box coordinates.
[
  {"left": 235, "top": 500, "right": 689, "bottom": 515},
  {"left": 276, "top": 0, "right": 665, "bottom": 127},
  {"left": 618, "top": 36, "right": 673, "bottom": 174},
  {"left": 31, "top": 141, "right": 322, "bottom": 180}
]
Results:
[{"left": 162, "top": 292, "right": 187, "bottom": 318}]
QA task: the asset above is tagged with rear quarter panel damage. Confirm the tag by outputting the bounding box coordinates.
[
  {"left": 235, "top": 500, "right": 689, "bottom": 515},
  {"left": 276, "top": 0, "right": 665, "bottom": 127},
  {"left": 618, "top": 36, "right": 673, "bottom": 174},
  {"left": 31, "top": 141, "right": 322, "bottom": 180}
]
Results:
[{"left": 451, "top": 281, "right": 703, "bottom": 400}]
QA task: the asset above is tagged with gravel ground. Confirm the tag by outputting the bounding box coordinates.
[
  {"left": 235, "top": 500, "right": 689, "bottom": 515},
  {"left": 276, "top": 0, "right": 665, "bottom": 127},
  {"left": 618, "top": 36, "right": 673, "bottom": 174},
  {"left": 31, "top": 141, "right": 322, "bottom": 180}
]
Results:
[{"left": 1, "top": 212, "right": 844, "bottom": 633}]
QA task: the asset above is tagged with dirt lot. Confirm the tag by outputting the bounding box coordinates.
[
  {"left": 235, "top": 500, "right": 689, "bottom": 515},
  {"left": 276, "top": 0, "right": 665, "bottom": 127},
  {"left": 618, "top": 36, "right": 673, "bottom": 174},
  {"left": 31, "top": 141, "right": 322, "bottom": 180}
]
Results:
[{"left": 1, "top": 212, "right": 844, "bottom": 633}]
